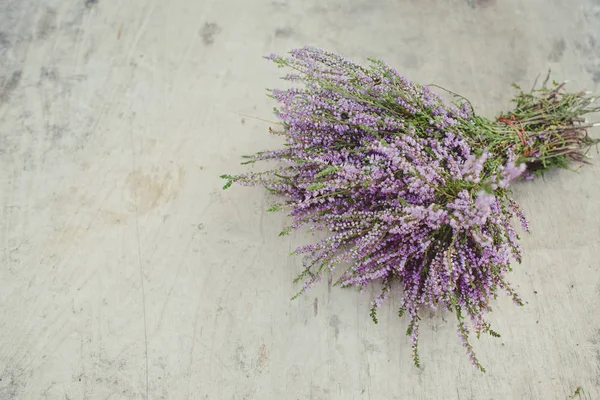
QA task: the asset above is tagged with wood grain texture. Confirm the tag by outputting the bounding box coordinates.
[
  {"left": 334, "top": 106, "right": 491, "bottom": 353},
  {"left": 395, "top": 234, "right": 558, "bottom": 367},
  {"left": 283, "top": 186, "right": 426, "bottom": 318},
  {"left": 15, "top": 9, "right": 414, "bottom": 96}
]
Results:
[{"left": 1, "top": 0, "right": 599, "bottom": 399}]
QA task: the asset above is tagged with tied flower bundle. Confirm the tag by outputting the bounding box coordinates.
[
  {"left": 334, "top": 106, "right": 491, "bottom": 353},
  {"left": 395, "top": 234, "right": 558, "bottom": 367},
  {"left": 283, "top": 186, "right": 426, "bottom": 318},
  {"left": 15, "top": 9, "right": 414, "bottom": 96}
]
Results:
[{"left": 221, "top": 47, "right": 599, "bottom": 371}]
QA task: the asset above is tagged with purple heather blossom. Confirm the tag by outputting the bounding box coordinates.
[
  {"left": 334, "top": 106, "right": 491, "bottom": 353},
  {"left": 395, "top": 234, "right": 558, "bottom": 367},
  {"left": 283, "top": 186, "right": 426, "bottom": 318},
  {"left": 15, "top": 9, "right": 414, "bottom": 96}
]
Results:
[
  {"left": 225, "top": 47, "right": 535, "bottom": 371},
  {"left": 505, "top": 161, "right": 527, "bottom": 181}
]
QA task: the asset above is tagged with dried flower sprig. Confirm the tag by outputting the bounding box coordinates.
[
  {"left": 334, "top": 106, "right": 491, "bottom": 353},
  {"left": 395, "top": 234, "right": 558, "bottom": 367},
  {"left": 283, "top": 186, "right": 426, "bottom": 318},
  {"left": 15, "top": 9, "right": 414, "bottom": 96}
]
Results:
[
  {"left": 488, "top": 80, "right": 599, "bottom": 175},
  {"left": 221, "top": 47, "right": 598, "bottom": 371}
]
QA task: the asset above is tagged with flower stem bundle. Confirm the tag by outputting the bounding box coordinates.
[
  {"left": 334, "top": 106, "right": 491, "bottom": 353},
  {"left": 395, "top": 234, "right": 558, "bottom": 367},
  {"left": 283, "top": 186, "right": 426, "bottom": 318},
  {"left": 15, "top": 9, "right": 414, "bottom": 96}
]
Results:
[{"left": 221, "top": 47, "right": 599, "bottom": 371}]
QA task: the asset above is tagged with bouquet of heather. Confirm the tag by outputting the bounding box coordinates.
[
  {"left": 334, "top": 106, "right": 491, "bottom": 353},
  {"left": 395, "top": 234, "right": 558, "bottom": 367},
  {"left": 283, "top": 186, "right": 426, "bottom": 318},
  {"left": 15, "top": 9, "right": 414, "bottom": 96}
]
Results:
[{"left": 221, "top": 47, "right": 599, "bottom": 371}]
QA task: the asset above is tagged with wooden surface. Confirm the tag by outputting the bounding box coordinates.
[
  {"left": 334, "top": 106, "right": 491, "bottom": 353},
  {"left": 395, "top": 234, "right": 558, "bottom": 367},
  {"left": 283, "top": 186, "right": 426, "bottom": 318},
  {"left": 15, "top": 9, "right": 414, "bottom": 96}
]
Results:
[{"left": 1, "top": 0, "right": 599, "bottom": 398}]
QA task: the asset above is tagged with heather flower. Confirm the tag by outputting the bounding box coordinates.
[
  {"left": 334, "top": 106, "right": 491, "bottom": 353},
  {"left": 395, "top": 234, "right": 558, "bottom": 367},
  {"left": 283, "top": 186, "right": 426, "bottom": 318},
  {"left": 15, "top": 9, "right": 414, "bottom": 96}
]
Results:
[
  {"left": 505, "top": 161, "right": 526, "bottom": 181},
  {"left": 222, "top": 47, "right": 599, "bottom": 371}
]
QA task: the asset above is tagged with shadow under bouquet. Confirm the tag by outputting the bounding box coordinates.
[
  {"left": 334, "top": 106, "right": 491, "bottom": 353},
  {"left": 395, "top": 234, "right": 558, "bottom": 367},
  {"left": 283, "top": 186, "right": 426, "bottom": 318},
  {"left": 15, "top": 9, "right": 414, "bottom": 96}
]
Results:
[{"left": 221, "top": 47, "right": 599, "bottom": 371}]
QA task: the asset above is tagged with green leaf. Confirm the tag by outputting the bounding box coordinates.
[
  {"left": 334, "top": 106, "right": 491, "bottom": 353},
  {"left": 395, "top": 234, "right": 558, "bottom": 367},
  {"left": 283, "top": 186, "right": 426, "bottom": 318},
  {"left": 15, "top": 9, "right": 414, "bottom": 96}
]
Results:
[
  {"left": 370, "top": 305, "right": 379, "bottom": 324},
  {"left": 315, "top": 166, "right": 341, "bottom": 179},
  {"left": 267, "top": 204, "right": 282, "bottom": 212},
  {"left": 220, "top": 175, "right": 233, "bottom": 190},
  {"left": 569, "top": 386, "right": 583, "bottom": 398},
  {"left": 279, "top": 226, "right": 292, "bottom": 236},
  {"left": 306, "top": 183, "right": 326, "bottom": 191},
  {"left": 488, "top": 329, "right": 501, "bottom": 338}
]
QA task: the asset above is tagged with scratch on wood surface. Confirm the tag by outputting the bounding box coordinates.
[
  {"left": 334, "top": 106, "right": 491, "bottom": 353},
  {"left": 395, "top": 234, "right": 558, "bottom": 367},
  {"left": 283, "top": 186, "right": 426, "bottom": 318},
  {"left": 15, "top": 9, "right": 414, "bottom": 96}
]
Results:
[{"left": 129, "top": 105, "right": 149, "bottom": 400}]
